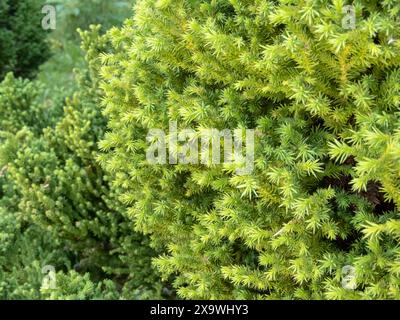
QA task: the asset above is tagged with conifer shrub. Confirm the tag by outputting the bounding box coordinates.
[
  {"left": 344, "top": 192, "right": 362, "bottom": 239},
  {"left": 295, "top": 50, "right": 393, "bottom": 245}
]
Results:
[
  {"left": 0, "top": 207, "right": 68, "bottom": 299},
  {"left": 1, "top": 26, "right": 165, "bottom": 299},
  {"left": 40, "top": 271, "right": 121, "bottom": 300},
  {"left": 40, "top": 269, "right": 164, "bottom": 300},
  {"left": 0, "top": 0, "right": 49, "bottom": 79},
  {"left": 0, "top": 75, "right": 68, "bottom": 300},
  {"left": 99, "top": 0, "right": 400, "bottom": 299},
  {"left": 0, "top": 74, "right": 61, "bottom": 134}
]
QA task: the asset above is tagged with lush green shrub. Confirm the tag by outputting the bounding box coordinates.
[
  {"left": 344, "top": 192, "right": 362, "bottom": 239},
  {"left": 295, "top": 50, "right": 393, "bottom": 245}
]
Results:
[
  {"left": 41, "top": 271, "right": 121, "bottom": 300},
  {"left": 99, "top": 0, "right": 400, "bottom": 299},
  {"left": 41, "top": 269, "right": 165, "bottom": 300},
  {"left": 2, "top": 0, "right": 400, "bottom": 301},
  {"left": 0, "top": 0, "right": 161, "bottom": 301},
  {"left": 0, "top": 74, "right": 68, "bottom": 299},
  {"left": 0, "top": 74, "right": 61, "bottom": 135},
  {"left": 2, "top": 26, "right": 165, "bottom": 300},
  {"left": 0, "top": 0, "right": 49, "bottom": 79},
  {"left": 0, "top": 60, "right": 67, "bottom": 300},
  {"left": 0, "top": 207, "right": 69, "bottom": 300}
]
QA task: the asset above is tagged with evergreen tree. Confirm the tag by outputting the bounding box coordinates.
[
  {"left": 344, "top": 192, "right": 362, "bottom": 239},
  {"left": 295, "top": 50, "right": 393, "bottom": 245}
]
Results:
[{"left": 99, "top": 0, "right": 400, "bottom": 299}]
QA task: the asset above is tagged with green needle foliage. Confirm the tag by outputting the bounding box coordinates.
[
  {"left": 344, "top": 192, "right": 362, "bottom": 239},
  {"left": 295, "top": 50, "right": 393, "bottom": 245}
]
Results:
[
  {"left": 0, "top": 74, "right": 62, "bottom": 134},
  {"left": 98, "top": 0, "right": 400, "bottom": 299},
  {"left": 40, "top": 271, "right": 121, "bottom": 300},
  {"left": 0, "top": 69, "right": 68, "bottom": 302},
  {"left": 0, "top": 207, "right": 69, "bottom": 300},
  {"left": 0, "top": 26, "right": 166, "bottom": 299}
]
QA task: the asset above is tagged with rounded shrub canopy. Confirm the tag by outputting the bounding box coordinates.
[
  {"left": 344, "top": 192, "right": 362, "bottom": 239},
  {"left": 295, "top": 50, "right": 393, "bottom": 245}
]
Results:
[{"left": 99, "top": 0, "right": 400, "bottom": 299}]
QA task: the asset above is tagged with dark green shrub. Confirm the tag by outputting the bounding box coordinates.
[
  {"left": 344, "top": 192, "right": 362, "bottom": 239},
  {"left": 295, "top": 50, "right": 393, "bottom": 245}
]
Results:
[
  {"left": 0, "top": 207, "right": 69, "bottom": 300},
  {"left": 0, "top": 0, "right": 50, "bottom": 79}
]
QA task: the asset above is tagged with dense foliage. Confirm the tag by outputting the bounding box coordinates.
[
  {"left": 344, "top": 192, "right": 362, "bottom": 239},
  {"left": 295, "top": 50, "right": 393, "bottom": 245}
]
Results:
[
  {"left": 0, "top": 0, "right": 165, "bottom": 300},
  {"left": 1, "top": 0, "right": 400, "bottom": 300},
  {"left": 98, "top": 0, "right": 400, "bottom": 299},
  {"left": 4, "top": 26, "right": 163, "bottom": 299}
]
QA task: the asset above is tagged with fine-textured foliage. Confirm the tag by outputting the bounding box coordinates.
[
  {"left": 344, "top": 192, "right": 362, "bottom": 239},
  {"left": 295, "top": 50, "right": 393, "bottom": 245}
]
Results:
[
  {"left": 0, "top": 71, "right": 68, "bottom": 302},
  {"left": 0, "top": 208, "right": 69, "bottom": 300},
  {"left": 0, "top": 26, "right": 165, "bottom": 300},
  {"left": 98, "top": 0, "right": 400, "bottom": 299},
  {"left": 0, "top": 74, "right": 61, "bottom": 134},
  {"left": 40, "top": 271, "right": 121, "bottom": 300},
  {"left": 2, "top": 0, "right": 400, "bottom": 301}
]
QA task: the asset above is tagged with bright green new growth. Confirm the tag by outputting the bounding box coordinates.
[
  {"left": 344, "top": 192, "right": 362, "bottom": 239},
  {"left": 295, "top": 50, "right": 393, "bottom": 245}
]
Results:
[{"left": 99, "top": 0, "right": 400, "bottom": 299}]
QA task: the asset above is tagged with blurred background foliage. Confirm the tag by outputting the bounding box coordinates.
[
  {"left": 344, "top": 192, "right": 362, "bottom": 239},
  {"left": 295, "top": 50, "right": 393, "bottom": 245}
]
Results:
[
  {"left": 0, "top": 0, "right": 50, "bottom": 80},
  {"left": 37, "top": 0, "right": 132, "bottom": 105}
]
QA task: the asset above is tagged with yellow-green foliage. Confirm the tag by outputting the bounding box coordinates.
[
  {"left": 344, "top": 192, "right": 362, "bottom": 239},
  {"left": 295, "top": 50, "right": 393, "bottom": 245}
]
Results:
[
  {"left": 98, "top": 0, "right": 400, "bottom": 299},
  {"left": 2, "top": 0, "right": 400, "bottom": 301}
]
